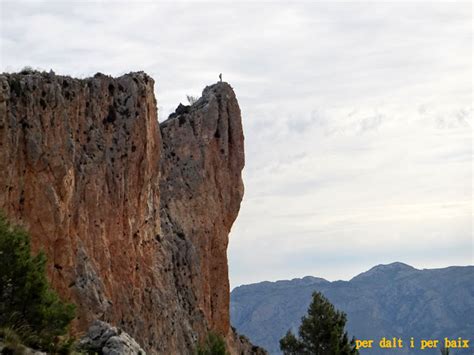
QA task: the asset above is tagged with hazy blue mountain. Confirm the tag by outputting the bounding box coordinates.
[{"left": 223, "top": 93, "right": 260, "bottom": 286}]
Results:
[{"left": 231, "top": 263, "right": 474, "bottom": 354}]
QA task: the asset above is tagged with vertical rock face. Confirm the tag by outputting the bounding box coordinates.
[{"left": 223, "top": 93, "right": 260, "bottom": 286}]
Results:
[
  {"left": 0, "top": 71, "right": 251, "bottom": 354},
  {"left": 0, "top": 71, "right": 163, "bottom": 350},
  {"left": 160, "top": 83, "right": 244, "bottom": 339}
]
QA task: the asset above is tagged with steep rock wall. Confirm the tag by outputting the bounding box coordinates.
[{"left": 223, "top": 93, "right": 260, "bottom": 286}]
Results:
[
  {"left": 0, "top": 71, "right": 255, "bottom": 354},
  {"left": 160, "top": 83, "right": 244, "bottom": 337}
]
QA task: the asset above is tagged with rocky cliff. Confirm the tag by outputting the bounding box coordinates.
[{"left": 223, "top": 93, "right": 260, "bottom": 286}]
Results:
[{"left": 0, "top": 70, "right": 261, "bottom": 354}]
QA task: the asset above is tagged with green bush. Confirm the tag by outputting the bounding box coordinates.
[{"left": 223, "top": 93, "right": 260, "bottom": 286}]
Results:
[
  {"left": 195, "top": 332, "right": 229, "bottom": 355},
  {"left": 0, "top": 213, "right": 76, "bottom": 352}
]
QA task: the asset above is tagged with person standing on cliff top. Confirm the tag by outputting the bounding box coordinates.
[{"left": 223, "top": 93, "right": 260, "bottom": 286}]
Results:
[{"left": 219, "top": 73, "right": 222, "bottom": 82}]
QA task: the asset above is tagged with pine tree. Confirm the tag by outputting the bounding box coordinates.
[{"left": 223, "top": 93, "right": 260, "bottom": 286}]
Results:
[
  {"left": 0, "top": 213, "right": 75, "bottom": 351},
  {"left": 280, "top": 292, "right": 358, "bottom": 355}
]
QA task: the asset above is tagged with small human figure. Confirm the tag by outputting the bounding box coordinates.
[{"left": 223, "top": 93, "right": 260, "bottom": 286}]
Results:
[{"left": 219, "top": 73, "right": 222, "bottom": 82}]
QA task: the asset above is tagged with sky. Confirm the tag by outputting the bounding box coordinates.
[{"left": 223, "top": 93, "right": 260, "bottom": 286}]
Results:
[{"left": 1, "top": 0, "right": 472, "bottom": 288}]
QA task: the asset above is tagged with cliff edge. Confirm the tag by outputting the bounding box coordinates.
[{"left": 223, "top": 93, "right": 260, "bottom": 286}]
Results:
[{"left": 0, "top": 70, "right": 263, "bottom": 354}]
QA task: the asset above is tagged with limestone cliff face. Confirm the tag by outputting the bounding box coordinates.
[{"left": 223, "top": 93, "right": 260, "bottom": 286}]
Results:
[
  {"left": 160, "top": 83, "right": 244, "bottom": 338},
  {"left": 0, "top": 70, "right": 258, "bottom": 354}
]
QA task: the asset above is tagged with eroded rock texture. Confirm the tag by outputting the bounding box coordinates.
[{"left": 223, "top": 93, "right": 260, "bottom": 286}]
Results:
[
  {"left": 0, "top": 71, "right": 258, "bottom": 354},
  {"left": 160, "top": 83, "right": 244, "bottom": 338},
  {"left": 79, "top": 320, "right": 145, "bottom": 355}
]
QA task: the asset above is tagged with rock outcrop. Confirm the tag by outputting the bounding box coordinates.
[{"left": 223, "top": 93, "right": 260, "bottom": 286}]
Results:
[
  {"left": 160, "top": 83, "right": 244, "bottom": 339},
  {"left": 0, "top": 70, "right": 257, "bottom": 354},
  {"left": 78, "top": 320, "right": 145, "bottom": 355}
]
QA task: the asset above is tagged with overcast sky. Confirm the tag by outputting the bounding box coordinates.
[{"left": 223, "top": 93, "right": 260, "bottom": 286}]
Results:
[{"left": 1, "top": 0, "right": 472, "bottom": 288}]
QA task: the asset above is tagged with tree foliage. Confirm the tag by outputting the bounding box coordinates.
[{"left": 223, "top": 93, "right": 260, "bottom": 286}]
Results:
[
  {"left": 280, "top": 292, "right": 359, "bottom": 355},
  {"left": 0, "top": 213, "right": 76, "bottom": 352},
  {"left": 195, "top": 332, "right": 229, "bottom": 355}
]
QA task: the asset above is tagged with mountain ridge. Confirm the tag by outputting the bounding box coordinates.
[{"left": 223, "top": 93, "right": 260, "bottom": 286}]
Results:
[{"left": 231, "top": 263, "right": 474, "bottom": 354}]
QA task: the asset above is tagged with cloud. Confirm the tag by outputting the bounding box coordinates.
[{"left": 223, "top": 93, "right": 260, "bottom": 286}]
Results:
[{"left": 230, "top": 103, "right": 472, "bottom": 286}]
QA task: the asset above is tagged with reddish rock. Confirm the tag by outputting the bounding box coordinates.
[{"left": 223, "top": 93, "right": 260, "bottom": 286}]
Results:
[
  {"left": 0, "top": 71, "right": 261, "bottom": 354},
  {"left": 0, "top": 71, "right": 163, "bottom": 350}
]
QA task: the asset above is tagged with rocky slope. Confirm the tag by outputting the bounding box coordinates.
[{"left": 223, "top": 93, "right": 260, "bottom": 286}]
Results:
[
  {"left": 0, "top": 70, "right": 262, "bottom": 354},
  {"left": 231, "top": 263, "right": 474, "bottom": 354}
]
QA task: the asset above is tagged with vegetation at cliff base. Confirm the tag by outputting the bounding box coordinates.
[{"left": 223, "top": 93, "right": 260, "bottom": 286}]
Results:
[
  {"left": 0, "top": 213, "right": 76, "bottom": 353},
  {"left": 195, "top": 332, "right": 229, "bottom": 355},
  {"left": 280, "top": 291, "right": 359, "bottom": 355}
]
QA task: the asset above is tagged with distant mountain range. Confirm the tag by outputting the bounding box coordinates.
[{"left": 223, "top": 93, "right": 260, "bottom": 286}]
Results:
[{"left": 230, "top": 263, "right": 474, "bottom": 354}]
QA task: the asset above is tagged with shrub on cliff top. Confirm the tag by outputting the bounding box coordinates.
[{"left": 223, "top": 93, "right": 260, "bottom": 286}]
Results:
[
  {"left": 187, "top": 95, "right": 199, "bottom": 105},
  {"left": 0, "top": 213, "right": 76, "bottom": 352}
]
